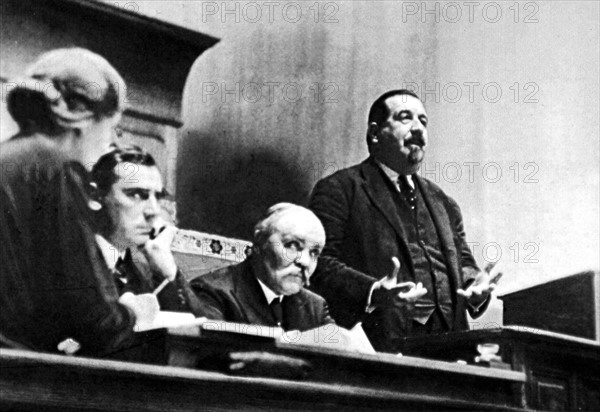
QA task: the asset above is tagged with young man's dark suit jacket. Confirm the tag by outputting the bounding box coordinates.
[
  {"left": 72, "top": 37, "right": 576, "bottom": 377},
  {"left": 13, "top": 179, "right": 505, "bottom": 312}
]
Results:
[
  {"left": 191, "top": 258, "right": 335, "bottom": 331},
  {"left": 114, "top": 251, "right": 202, "bottom": 314},
  {"left": 109, "top": 252, "right": 203, "bottom": 364},
  {"left": 309, "top": 157, "right": 487, "bottom": 352}
]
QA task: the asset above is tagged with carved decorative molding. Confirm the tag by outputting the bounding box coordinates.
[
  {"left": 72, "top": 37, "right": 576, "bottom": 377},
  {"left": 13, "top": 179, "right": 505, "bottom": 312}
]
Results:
[{"left": 172, "top": 229, "right": 252, "bottom": 264}]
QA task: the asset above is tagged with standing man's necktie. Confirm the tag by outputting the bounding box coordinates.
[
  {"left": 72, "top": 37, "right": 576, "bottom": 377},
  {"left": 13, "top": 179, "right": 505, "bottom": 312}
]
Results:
[
  {"left": 398, "top": 175, "right": 416, "bottom": 210},
  {"left": 270, "top": 298, "right": 283, "bottom": 327}
]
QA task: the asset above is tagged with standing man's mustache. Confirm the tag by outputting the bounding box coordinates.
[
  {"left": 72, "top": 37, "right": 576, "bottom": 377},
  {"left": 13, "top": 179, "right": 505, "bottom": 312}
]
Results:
[{"left": 406, "top": 132, "right": 425, "bottom": 148}]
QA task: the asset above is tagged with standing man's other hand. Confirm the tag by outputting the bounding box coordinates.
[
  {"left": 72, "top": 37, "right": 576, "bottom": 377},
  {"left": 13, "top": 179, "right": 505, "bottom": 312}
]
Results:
[{"left": 457, "top": 262, "right": 503, "bottom": 307}]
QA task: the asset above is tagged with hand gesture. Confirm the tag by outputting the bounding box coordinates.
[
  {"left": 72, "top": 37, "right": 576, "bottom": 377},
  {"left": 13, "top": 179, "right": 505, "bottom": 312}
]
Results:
[
  {"left": 457, "top": 262, "right": 503, "bottom": 306},
  {"left": 141, "top": 219, "right": 178, "bottom": 281},
  {"left": 373, "top": 257, "right": 427, "bottom": 304}
]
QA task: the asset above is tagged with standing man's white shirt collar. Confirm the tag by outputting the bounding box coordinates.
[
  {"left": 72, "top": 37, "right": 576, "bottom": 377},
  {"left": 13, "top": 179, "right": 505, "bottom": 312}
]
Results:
[
  {"left": 256, "top": 277, "right": 282, "bottom": 305},
  {"left": 374, "top": 159, "right": 415, "bottom": 192}
]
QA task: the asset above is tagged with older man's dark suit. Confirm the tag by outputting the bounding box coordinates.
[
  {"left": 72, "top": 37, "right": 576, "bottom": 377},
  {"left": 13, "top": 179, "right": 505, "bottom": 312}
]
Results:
[
  {"left": 309, "top": 157, "right": 486, "bottom": 352},
  {"left": 191, "top": 258, "right": 334, "bottom": 331}
]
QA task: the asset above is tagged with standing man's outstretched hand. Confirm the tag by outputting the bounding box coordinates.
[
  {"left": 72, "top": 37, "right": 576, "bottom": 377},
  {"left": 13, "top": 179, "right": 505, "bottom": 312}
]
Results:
[
  {"left": 371, "top": 257, "right": 427, "bottom": 308},
  {"left": 457, "top": 262, "right": 503, "bottom": 307}
]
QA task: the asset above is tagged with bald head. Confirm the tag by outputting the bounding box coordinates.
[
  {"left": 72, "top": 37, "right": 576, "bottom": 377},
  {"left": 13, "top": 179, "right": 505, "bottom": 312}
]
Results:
[
  {"left": 252, "top": 203, "right": 326, "bottom": 296},
  {"left": 254, "top": 203, "right": 325, "bottom": 248}
]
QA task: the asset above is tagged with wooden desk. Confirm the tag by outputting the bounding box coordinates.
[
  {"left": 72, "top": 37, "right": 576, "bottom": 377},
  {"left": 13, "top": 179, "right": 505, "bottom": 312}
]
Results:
[
  {"left": 1, "top": 339, "right": 525, "bottom": 411},
  {"left": 398, "top": 327, "right": 600, "bottom": 411},
  {"left": 166, "top": 326, "right": 526, "bottom": 410}
]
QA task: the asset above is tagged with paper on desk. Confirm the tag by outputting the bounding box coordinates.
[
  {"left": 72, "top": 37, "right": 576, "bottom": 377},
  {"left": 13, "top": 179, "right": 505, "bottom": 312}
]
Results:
[
  {"left": 134, "top": 311, "right": 197, "bottom": 332},
  {"left": 348, "top": 322, "right": 376, "bottom": 354},
  {"left": 280, "top": 322, "right": 376, "bottom": 354}
]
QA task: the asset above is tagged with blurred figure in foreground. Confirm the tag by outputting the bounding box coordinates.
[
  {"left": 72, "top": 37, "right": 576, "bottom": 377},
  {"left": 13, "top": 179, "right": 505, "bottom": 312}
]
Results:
[{"left": 0, "top": 48, "right": 156, "bottom": 356}]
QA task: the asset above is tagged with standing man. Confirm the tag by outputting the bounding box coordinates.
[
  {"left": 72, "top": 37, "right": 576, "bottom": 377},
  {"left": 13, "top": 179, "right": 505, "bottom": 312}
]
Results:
[{"left": 309, "top": 90, "right": 500, "bottom": 352}]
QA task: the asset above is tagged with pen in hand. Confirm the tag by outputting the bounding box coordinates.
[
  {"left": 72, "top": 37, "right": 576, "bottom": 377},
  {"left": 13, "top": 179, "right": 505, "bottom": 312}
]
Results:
[
  {"left": 149, "top": 226, "right": 166, "bottom": 240},
  {"left": 153, "top": 279, "right": 170, "bottom": 295},
  {"left": 149, "top": 224, "right": 171, "bottom": 294}
]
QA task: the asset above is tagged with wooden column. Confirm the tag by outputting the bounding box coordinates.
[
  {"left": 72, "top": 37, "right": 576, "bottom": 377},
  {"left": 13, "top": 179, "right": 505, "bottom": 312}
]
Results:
[{"left": 0, "top": 0, "right": 219, "bottom": 196}]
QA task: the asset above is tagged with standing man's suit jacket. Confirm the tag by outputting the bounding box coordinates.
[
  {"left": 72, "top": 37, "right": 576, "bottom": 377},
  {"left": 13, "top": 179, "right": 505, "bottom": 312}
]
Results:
[
  {"left": 191, "top": 258, "right": 335, "bottom": 331},
  {"left": 309, "top": 157, "right": 485, "bottom": 351}
]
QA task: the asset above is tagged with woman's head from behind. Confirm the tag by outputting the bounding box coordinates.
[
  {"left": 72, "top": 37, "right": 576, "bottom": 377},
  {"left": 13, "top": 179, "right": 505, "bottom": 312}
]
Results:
[{"left": 7, "top": 48, "right": 127, "bottom": 168}]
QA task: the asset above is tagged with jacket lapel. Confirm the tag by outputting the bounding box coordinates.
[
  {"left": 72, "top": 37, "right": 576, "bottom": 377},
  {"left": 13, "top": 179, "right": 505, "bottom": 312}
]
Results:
[
  {"left": 360, "top": 158, "right": 410, "bottom": 248},
  {"left": 233, "top": 259, "right": 278, "bottom": 326}
]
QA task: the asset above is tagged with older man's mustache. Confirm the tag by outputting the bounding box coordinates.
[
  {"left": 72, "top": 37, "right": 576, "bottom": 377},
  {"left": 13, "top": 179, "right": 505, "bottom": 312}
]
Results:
[
  {"left": 301, "top": 269, "right": 310, "bottom": 287},
  {"left": 290, "top": 262, "right": 310, "bottom": 287}
]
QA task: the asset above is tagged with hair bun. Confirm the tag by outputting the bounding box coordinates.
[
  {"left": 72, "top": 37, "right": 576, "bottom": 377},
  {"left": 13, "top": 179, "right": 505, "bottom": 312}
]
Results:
[
  {"left": 7, "top": 48, "right": 126, "bottom": 134},
  {"left": 10, "top": 76, "right": 61, "bottom": 102},
  {"left": 7, "top": 76, "right": 94, "bottom": 131}
]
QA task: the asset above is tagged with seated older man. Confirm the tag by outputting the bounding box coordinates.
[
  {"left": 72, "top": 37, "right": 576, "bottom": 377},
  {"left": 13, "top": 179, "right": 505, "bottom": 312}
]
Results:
[{"left": 191, "top": 203, "right": 334, "bottom": 331}]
